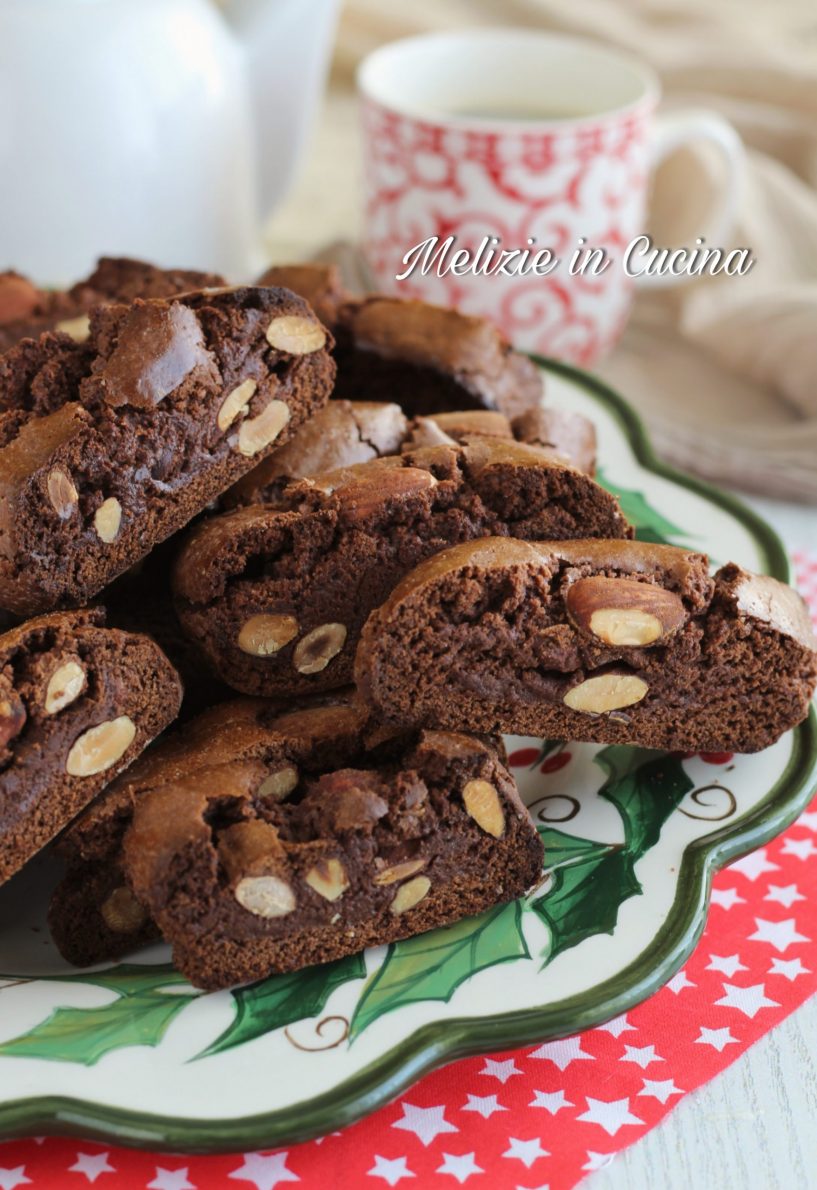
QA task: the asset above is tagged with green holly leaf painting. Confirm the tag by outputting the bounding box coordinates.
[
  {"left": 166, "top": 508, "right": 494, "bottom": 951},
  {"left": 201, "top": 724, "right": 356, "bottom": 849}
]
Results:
[
  {"left": 56, "top": 963, "right": 191, "bottom": 996},
  {"left": 349, "top": 900, "right": 529, "bottom": 1040},
  {"left": 532, "top": 748, "right": 694, "bottom": 963},
  {"left": 0, "top": 983, "right": 197, "bottom": 1065},
  {"left": 198, "top": 953, "right": 366, "bottom": 1059},
  {"left": 597, "top": 470, "right": 688, "bottom": 545},
  {"left": 534, "top": 829, "right": 638, "bottom": 962},
  {"left": 595, "top": 746, "right": 695, "bottom": 854},
  {"left": 0, "top": 963, "right": 189, "bottom": 996}
]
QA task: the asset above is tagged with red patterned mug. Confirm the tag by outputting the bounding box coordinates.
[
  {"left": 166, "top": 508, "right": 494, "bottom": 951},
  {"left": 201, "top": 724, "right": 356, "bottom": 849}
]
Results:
[{"left": 358, "top": 30, "right": 744, "bottom": 365}]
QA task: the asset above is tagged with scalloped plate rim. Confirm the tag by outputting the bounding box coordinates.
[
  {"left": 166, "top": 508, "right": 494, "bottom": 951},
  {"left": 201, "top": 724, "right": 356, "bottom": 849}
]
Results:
[{"left": 0, "top": 356, "right": 813, "bottom": 1153}]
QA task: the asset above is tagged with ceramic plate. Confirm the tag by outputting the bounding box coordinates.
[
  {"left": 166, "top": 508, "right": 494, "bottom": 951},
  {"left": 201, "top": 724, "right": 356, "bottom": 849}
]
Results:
[{"left": 0, "top": 360, "right": 814, "bottom": 1152}]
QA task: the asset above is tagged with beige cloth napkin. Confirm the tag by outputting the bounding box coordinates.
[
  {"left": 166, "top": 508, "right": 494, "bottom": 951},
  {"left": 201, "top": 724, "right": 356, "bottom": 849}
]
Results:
[{"left": 265, "top": 0, "right": 817, "bottom": 501}]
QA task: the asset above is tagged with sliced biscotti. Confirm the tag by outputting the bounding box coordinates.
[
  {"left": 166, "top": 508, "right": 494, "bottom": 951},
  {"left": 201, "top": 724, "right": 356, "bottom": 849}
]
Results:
[
  {"left": 173, "top": 439, "right": 632, "bottom": 698},
  {"left": 116, "top": 705, "right": 542, "bottom": 990},
  {"left": 0, "top": 257, "right": 226, "bottom": 351},
  {"left": 223, "top": 399, "right": 409, "bottom": 507},
  {"left": 404, "top": 407, "right": 597, "bottom": 475},
  {"left": 224, "top": 401, "right": 598, "bottom": 508},
  {"left": 49, "top": 697, "right": 360, "bottom": 967},
  {"left": 332, "top": 296, "right": 543, "bottom": 418},
  {"left": 356, "top": 538, "right": 817, "bottom": 754},
  {"left": 0, "top": 286, "right": 335, "bottom": 614},
  {"left": 253, "top": 268, "right": 544, "bottom": 419},
  {"left": 256, "top": 262, "right": 350, "bottom": 329},
  {"left": 0, "top": 608, "right": 181, "bottom": 885}
]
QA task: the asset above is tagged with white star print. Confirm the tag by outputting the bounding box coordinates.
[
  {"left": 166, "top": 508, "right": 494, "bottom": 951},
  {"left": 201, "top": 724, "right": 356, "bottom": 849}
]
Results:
[
  {"left": 502, "top": 1137, "right": 549, "bottom": 1168},
  {"left": 0, "top": 1169, "right": 30, "bottom": 1190},
  {"left": 529, "top": 1089, "right": 573, "bottom": 1114},
  {"left": 147, "top": 1170, "right": 195, "bottom": 1190},
  {"left": 462, "top": 1093, "right": 507, "bottom": 1119},
  {"left": 706, "top": 954, "right": 747, "bottom": 977},
  {"left": 666, "top": 969, "right": 696, "bottom": 994},
  {"left": 228, "top": 1152, "right": 299, "bottom": 1190},
  {"left": 765, "top": 883, "right": 805, "bottom": 908},
  {"left": 73, "top": 1154, "right": 116, "bottom": 1186},
  {"left": 797, "top": 810, "right": 817, "bottom": 831},
  {"left": 529, "top": 1036, "right": 594, "bottom": 1070},
  {"left": 769, "top": 956, "right": 811, "bottom": 980},
  {"left": 597, "top": 1013, "right": 635, "bottom": 1038},
  {"left": 716, "top": 982, "right": 780, "bottom": 1018},
  {"left": 749, "top": 917, "right": 809, "bottom": 952},
  {"left": 638, "top": 1078, "right": 683, "bottom": 1104},
  {"left": 577, "top": 1096, "right": 644, "bottom": 1136},
  {"left": 367, "top": 1155, "right": 415, "bottom": 1186},
  {"left": 710, "top": 887, "right": 745, "bottom": 909},
  {"left": 582, "top": 1152, "right": 615, "bottom": 1172},
  {"left": 695, "top": 1026, "right": 738, "bottom": 1052},
  {"left": 729, "top": 849, "right": 780, "bottom": 881},
  {"left": 622, "top": 1044, "right": 662, "bottom": 1069},
  {"left": 480, "top": 1057, "right": 521, "bottom": 1085},
  {"left": 392, "top": 1103, "right": 458, "bottom": 1147},
  {"left": 68, "top": 1153, "right": 114, "bottom": 1184},
  {"left": 435, "top": 1153, "right": 483, "bottom": 1183},
  {"left": 781, "top": 837, "right": 817, "bottom": 861}
]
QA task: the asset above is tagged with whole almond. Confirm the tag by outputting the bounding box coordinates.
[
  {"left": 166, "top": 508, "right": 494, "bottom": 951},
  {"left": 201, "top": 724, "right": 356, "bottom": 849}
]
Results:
[
  {"left": 564, "top": 673, "right": 648, "bottom": 714},
  {"left": 66, "top": 715, "right": 136, "bottom": 776},
  {"left": 94, "top": 497, "right": 122, "bottom": 543},
  {"left": 238, "top": 614, "right": 299, "bottom": 656},
  {"left": 265, "top": 315, "right": 326, "bottom": 355},
  {"left": 390, "top": 875, "right": 432, "bottom": 915},
  {"left": 292, "top": 623, "right": 347, "bottom": 675},
  {"left": 566, "top": 577, "right": 685, "bottom": 647},
  {"left": 462, "top": 779, "right": 505, "bottom": 838},
  {"left": 236, "top": 399, "right": 290, "bottom": 456},
  {"left": 235, "top": 875, "right": 296, "bottom": 918},
  {"left": 305, "top": 858, "right": 349, "bottom": 902},
  {"left": 373, "top": 858, "right": 427, "bottom": 886},
  {"left": 218, "top": 378, "right": 257, "bottom": 431},
  {"left": 46, "top": 468, "right": 79, "bottom": 519},
  {"left": 55, "top": 314, "right": 91, "bottom": 342},
  {"left": 44, "top": 659, "right": 85, "bottom": 714},
  {"left": 257, "top": 765, "right": 299, "bottom": 801},
  {"left": 101, "top": 886, "right": 147, "bottom": 933}
]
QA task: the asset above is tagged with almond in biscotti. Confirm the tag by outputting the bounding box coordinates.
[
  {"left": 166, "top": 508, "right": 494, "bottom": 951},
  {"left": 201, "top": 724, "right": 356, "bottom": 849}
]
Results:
[{"left": 566, "top": 576, "right": 685, "bottom": 647}]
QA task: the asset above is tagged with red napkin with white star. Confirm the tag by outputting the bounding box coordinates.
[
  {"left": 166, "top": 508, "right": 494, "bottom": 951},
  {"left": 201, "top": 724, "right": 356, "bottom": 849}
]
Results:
[{"left": 1, "top": 553, "right": 815, "bottom": 1190}]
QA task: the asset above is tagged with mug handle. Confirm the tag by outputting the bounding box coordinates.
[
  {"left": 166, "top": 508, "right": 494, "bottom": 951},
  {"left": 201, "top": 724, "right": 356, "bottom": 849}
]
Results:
[{"left": 637, "top": 110, "right": 745, "bottom": 290}]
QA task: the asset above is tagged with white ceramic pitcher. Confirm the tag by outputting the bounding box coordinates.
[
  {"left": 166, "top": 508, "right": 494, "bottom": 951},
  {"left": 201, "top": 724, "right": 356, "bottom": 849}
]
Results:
[{"left": 0, "top": 0, "right": 340, "bottom": 282}]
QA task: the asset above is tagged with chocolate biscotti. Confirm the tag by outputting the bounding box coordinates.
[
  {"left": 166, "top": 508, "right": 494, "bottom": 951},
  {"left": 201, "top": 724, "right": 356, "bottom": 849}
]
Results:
[
  {"left": 224, "top": 402, "right": 598, "bottom": 508},
  {"left": 0, "top": 285, "right": 335, "bottom": 614},
  {"left": 256, "top": 262, "right": 349, "bottom": 329},
  {"left": 0, "top": 608, "right": 181, "bottom": 885},
  {"left": 255, "top": 267, "right": 544, "bottom": 419},
  {"left": 404, "top": 407, "right": 597, "bottom": 475},
  {"left": 356, "top": 538, "right": 817, "bottom": 753},
  {"left": 332, "top": 296, "right": 543, "bottom": 418},
  {"left": 173, "top": 439, "right": 631, "bottom": 698},
  {"left": 223, "top": 399, "right": 409, "bottom": 507},
  {"left": 0, "top": 257, "right": 226, "bottom": 351},
  {"left": 121, "top": 704, "right": 542, "bottom": 990},
  {"left": 50, "top": 697, "right": 312, "bottom": 966}
]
